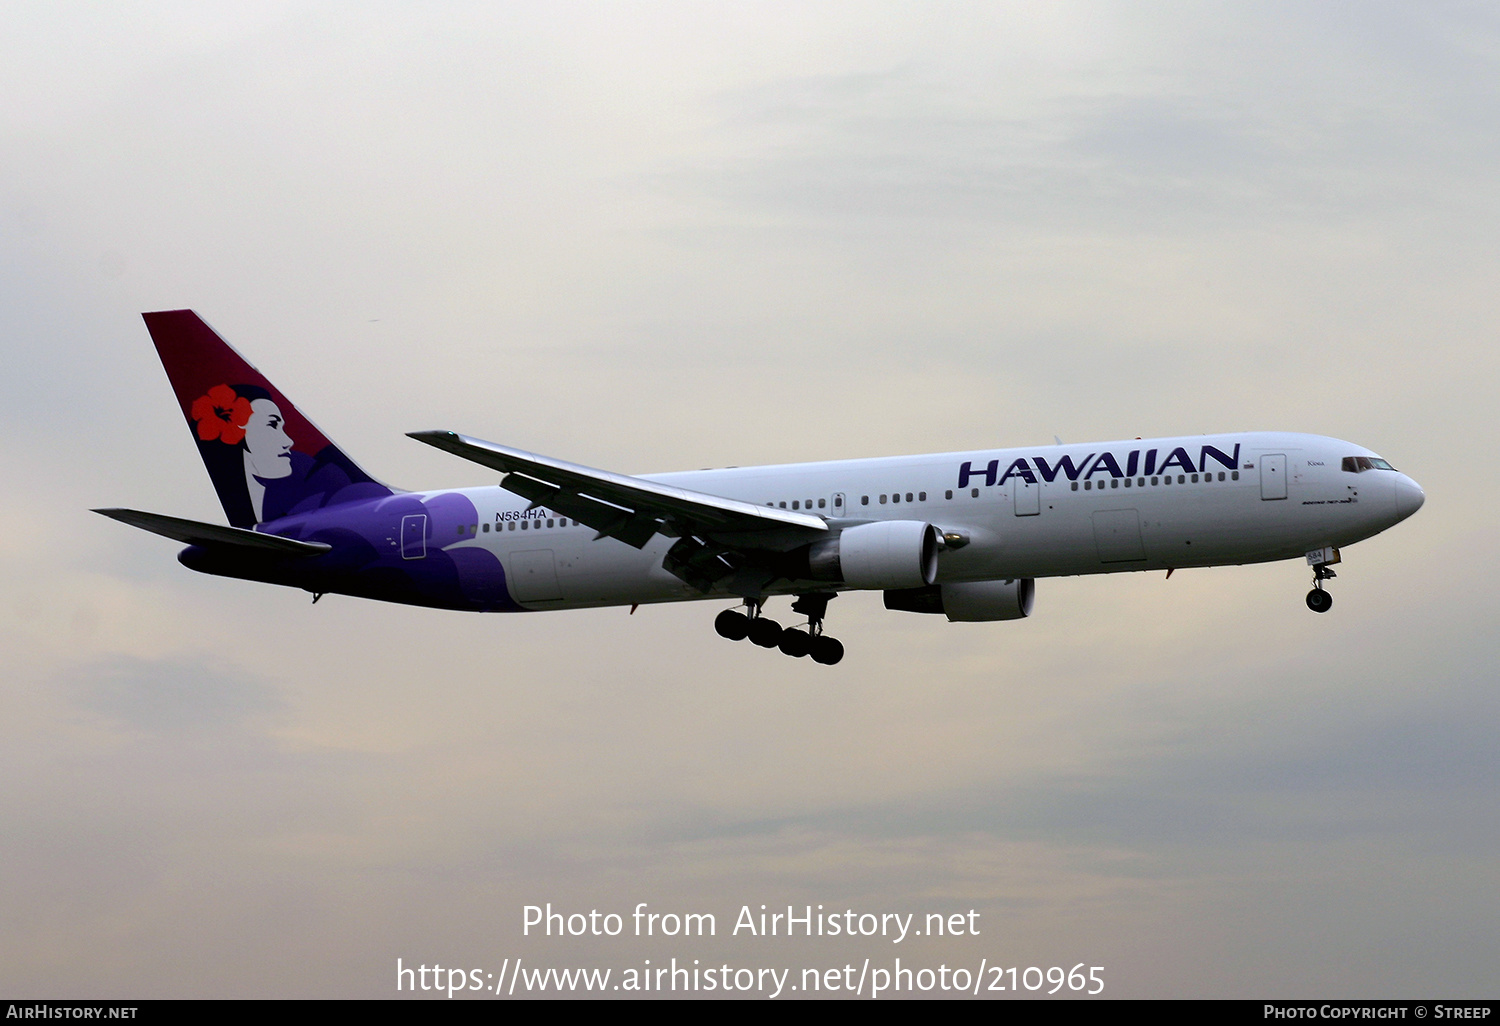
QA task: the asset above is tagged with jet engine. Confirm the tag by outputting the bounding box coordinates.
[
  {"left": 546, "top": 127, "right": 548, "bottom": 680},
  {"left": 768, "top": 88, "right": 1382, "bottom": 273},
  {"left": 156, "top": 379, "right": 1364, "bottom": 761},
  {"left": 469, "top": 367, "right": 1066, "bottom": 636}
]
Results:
[
  {"left": 806, "top": 520, "right": 940, "bottom": 590},
  {"left": 884, "top": 578, "right": 1035, "bottom": 621}
]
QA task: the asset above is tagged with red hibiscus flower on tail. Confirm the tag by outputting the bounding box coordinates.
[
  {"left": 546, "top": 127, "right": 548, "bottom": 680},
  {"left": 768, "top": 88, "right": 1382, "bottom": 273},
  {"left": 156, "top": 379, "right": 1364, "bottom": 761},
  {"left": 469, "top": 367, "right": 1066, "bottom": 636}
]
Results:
[{"left": 191, "top": 384, "right": 252, "bottom": 445}]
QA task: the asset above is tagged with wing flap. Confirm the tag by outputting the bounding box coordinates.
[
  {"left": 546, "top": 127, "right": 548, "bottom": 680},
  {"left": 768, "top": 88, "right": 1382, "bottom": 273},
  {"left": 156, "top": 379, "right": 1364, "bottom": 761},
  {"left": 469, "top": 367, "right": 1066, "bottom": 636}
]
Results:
[
  {"left": 501, "top": 472, "right": 667, "bottom": 549},
  {"left": 94, "top": 508, "right": 332, "bottom": 556}
]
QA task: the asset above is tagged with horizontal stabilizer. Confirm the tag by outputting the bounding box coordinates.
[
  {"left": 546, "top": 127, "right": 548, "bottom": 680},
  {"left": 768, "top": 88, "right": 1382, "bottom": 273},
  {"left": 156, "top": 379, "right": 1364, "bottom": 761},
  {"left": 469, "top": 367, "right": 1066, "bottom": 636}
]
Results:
[{"left": 93, "top": 508, "right": 332, "bottom": 556}]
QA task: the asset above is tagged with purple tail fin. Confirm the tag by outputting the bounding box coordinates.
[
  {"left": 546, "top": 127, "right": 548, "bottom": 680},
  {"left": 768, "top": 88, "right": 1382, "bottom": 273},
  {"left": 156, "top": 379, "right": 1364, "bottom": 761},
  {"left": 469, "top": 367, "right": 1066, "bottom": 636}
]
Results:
[{"left": 142, "top": 310, "right": 393, "bottom": 527}]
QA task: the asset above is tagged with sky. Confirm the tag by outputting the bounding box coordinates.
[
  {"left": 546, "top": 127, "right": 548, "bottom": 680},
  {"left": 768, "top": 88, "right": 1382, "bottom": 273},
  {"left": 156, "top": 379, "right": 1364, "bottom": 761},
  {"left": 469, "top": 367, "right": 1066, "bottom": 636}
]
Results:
[{"left": 2, "top": 1, "right": 1497, "bottom": 999}]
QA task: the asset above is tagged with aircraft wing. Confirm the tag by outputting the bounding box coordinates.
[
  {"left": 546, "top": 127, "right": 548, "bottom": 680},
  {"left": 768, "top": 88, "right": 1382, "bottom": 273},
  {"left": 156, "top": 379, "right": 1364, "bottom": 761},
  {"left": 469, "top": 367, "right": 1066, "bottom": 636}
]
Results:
[
  {"left": 93, "top": 508, "right": 332, "bottom": 556},
  {"left": 407, "top": 431, "right": 828, "bottom": 552}
]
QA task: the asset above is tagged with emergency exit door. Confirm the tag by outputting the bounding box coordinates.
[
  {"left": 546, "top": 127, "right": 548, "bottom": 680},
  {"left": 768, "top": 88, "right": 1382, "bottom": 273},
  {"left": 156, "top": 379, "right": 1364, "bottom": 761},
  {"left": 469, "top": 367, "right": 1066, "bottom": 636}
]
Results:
[{"left": 400, "top": 514, "right": 427, "bottom": 559}]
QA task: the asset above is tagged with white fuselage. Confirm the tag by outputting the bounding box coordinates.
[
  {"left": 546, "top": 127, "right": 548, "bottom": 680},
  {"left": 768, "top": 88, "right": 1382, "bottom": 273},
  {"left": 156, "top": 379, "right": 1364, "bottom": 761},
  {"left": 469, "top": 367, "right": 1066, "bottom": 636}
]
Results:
[{"left": 424, "top": 431, "right": 1423, "bottom": 611}]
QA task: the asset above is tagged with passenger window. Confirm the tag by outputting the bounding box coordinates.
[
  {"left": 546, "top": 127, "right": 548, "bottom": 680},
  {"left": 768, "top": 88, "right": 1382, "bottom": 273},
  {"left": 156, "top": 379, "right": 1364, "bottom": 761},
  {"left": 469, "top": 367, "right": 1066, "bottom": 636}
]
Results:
[
  {"left": 509, "top": 522, "right": 515, "bottom": 531},
  {"left": 1085, "top": 481, "right": 1092, "bottom": 490},
  {"left": 547, "top": 519, "right": 555, "bottom": 528},
  {"left": 1178, "top": 475, "right": 1185, "bottom": 484},
  {"left": 945, "top": 490, "right": 953, "bottom": 500},
  {"left": 779, "top": 502, "right": 786, "bottom": 509},
  {"left": 861, "top": 496, "right": 869, "bottom": 505},
  {"left": 457, "top": 525, "right": 465, "bottom": 536},
  {"left": 792, "top": 501, "right": 800, "bottom": 510},
  {"left": 971, "top": 488, "right": 979, "bottom": 498},
  {"left": 805, "top": 499, "right": 812, "bottom": 508},
  {"left": 918, "top": 492, "right": 926, "bottom": 502},
  {"left": 1231, "top": 471, "right": 1239, "bottom": 480},
  {"left": 818, "top": 498, "right": 826, "bottom": 509},
  {"left": 1218, "top": 472, "right": 1225, "bottom": 481},
  {"left": 1111, "top": 479, "right": 1119, "bottom": 488},
  {"left": 892, "top": 493, "right": 900, "bottom": 504},
  {"left": 1071, "top": 482, "right": 1078, "bottom": 491},
  {"left": 1191, "top": 473, "right": 1199, "bottom": 483},
  {"left": 880, "top": 494, "right": 888, "bottom": 504},
  {"left": 906, "top": 493, "right": 913, "bottom": 502},
  {"left": 1138, "top": 477, "right": 1145, "bottom": 487},
  {"left": 1124, "top": 478, "right": 1132, "bottom": 487},
  {"left": 482, "top": 523, "right": 489, "bottom": 533},
  {"left": 521, "top": 521, "right": 528, "bottom": 530},
  {"left": 1152, "top": 477, "right": 1159, "bottom": 485}
]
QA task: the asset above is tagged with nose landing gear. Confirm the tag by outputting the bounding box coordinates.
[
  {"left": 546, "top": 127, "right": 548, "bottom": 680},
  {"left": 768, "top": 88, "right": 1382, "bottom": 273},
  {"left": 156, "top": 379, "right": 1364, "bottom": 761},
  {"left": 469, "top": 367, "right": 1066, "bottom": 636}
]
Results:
[
  {"left": 714, "top": 593, "right": 844, "bottom": 665},
  {"left": 1303, "top": 546, "right": 1340, "bottom": 613},
  {"left": 1306, "top": 563, "right": 1336, "bottom": 613}
]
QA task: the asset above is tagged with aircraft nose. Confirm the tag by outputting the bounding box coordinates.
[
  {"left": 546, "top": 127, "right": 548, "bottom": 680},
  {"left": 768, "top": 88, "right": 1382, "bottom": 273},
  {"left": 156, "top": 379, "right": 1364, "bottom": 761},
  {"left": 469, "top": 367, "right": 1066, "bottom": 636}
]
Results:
[{"left": 1394, "top": 474, "right": 1425, "bottom": 521}]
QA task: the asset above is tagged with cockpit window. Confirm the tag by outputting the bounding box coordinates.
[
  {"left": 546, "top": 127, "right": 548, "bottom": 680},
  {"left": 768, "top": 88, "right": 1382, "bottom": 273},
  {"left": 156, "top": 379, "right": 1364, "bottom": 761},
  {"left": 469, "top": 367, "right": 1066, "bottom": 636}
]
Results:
[{"left": 1342, "top": 456, "right": 1397, "bottom": 473}]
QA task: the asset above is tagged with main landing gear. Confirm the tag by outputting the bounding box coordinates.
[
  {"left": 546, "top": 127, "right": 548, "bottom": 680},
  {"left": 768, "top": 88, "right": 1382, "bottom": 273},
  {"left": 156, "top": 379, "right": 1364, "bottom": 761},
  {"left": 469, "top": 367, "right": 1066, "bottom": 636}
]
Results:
[
  {"left": 1306, "top": 563, "right": 1336, "bottom": 613},
  {"left": 714, "top": 593, "right": 845, "bottom": 665}
]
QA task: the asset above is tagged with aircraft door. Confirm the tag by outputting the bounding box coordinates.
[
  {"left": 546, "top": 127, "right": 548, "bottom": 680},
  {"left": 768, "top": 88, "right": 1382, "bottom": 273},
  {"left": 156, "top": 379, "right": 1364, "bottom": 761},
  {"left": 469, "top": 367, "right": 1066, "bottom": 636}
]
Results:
[
  {"left": 510, "top": 549, "right": 563, "bottom": 602},
  {"left": 1012, "top": 475, "right": 1040, "bottom": 516},
  {"left": 400, "top": 514, "right": 427, "bottom": 559},
  {"left": 1260, "top": 454, "right": 1288, "bottom": 500},
  {"left": 1092, "top": 509, "right": 1145, "bottom": 562},
  {"left": 830, "top": 493, "right": 846, "bottom": 517}
]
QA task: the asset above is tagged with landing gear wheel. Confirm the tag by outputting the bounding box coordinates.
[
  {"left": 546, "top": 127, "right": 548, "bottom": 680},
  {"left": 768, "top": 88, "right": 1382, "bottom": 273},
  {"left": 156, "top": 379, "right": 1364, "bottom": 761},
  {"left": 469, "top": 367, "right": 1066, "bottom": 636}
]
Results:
[
  {"left": 748, "top": 617, "right": 784, "bottom": 647},
  {"left": 809, "top": 636, "right": 844, "bottom": 665},
  {"left": 1306, "top": 589, "right": 1333, "bottom": 613},
  {"left": 1306, "top": 562, "right": 1337, "bottom": 613},
  {"left": 778, "top": 629, "right": 813, "bottom": 657},
  {"left": 714, "top": 609, "right": 750, "bottom": 640}
]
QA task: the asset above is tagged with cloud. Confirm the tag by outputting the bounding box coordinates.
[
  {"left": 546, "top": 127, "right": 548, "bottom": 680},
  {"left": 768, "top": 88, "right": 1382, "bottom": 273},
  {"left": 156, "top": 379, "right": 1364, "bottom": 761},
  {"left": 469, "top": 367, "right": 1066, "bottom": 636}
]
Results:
[
  {"left": 0, "top": 0, "right": 1497, "bottom": 998},
  {"left": 70, "top": 656, "right": 284, "bottom": 734}
]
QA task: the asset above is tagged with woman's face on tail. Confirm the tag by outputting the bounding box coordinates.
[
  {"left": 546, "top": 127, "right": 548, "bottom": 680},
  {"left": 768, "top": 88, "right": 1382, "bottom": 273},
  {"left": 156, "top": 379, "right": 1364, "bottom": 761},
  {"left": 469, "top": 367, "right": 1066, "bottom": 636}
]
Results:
[{"left": 243, "top": 398, "right": 293, "bottom": 479}]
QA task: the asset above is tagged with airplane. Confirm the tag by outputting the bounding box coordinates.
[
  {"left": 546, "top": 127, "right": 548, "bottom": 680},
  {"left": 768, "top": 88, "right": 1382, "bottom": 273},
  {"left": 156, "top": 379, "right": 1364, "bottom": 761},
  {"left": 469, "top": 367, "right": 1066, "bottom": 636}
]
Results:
[{"left": 96, "top": 310, "right": 1425, "bottom": 666}]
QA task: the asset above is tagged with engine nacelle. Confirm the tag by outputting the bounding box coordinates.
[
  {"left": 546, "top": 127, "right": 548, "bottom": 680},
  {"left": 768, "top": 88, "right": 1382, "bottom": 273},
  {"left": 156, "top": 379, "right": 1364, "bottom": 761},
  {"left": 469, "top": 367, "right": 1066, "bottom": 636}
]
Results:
[
  {"left": 884, "top": 578, "right": 1035, "bottom": 621},
  {"left": 808, "top": 520, "right": 940, "bottom": 590}
]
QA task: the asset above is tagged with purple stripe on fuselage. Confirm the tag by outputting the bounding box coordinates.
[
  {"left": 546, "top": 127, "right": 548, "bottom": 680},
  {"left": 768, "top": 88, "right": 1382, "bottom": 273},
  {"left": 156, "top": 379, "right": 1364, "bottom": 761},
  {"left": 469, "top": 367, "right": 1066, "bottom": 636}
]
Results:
[{"left": 180, "top": 491, "right": 521, "bottom": 612}]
